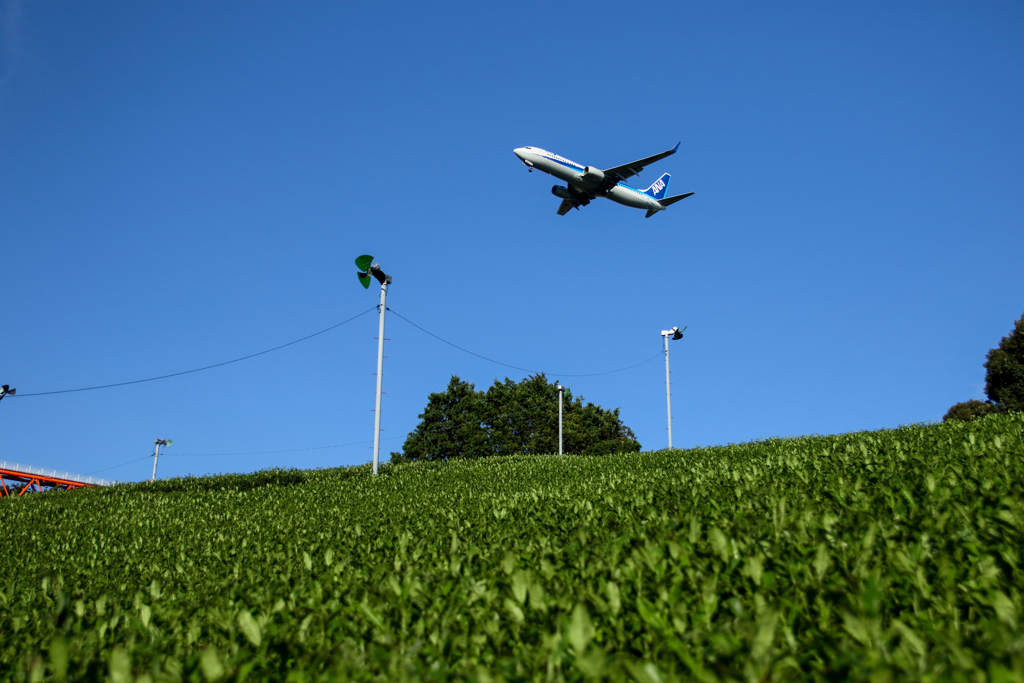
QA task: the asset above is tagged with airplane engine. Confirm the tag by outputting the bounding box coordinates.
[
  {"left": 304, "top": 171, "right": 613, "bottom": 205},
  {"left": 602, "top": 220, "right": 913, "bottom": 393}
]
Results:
[
  {"left": 551, "top": 185, "right": 573, "bottom": 199},
  {"left": 580, "top": 166, "right": 605, "bottom": 187}
]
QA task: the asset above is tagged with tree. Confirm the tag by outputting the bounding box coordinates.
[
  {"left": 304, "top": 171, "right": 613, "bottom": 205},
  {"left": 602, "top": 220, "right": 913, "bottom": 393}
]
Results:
[
  {"left": 483, "top": 374, "right": 560, "bottom": 457},
  {"left": 944, "top": 310, "right": 1023, "bottom": 421},
  {"left": 984, "top": 311, "right": 1024, "bottom": 413},
  {"left": 942, "top": 399, "right": 1003, "bottom": 423},
  {"left": 392, "top": 376, "right": 489, "bottom": 462},
  {"left": 392, "top": 374, "right": 641, "bottom": 462}
]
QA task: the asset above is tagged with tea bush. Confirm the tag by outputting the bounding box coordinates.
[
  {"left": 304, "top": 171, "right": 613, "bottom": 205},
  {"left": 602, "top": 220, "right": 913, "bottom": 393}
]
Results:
[{"left": 1, "top": 413, "right": 1022, "bottom": 681}]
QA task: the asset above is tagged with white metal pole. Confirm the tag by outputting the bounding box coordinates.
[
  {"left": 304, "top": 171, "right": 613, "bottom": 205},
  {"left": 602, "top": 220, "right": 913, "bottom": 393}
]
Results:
[
  {"left": 664, "top": 333, "right": 673, "bottom": 449},
  {"left": 372, "top": 281, "right": 388, "bottom": 476},
  {"left": 151, "top": 442, "right": 161, "bottom": 481},
  {"left": 557, "top": 385, "right": 563, "bottom": 456}
]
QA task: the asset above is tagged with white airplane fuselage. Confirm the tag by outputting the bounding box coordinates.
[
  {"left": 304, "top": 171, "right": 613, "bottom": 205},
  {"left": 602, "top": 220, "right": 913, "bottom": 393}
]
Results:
[{"left": 514, "top": 147, "right": 667, "bottom": 213}]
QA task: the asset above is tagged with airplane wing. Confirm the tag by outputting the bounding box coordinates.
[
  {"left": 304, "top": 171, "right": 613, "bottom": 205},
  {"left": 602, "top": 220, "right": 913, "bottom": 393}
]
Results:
[
  {"left": 556, "top": 198, "right": 576, "bottom": 215},
  {"left": 602, "top": 142, "right": 680, "bottom": 183}
]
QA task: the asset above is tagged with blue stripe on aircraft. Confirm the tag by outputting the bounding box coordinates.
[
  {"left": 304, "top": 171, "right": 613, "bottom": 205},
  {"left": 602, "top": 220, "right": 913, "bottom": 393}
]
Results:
[
  {"left": 543, "top": 156, "right": 584, "bottom": 171},
  {"left": 541, "top": 155, "right": 652, "bottom": 196}
]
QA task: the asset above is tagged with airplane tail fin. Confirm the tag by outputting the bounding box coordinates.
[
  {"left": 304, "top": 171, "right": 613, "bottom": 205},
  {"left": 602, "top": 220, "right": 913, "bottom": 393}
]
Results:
[
  {"left": 646, "top": 192, "right": 695, "bottom": 218},
  {"left": 642, "top": 173, "right": 671, "bottom": 200},
  {"left": 659, "top": 191, "right": 694, "bottom": 208}
]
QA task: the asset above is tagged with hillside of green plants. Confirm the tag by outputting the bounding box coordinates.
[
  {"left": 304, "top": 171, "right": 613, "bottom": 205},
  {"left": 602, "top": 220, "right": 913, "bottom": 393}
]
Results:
[{"left": 1, "top": 413, "right": 1022, "bottom": 682}]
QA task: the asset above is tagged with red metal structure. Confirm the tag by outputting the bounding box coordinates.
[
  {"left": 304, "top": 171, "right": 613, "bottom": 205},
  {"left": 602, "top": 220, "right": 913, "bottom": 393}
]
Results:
[{"left": 0, "top": 461, "right": 118, "bottom": 497}]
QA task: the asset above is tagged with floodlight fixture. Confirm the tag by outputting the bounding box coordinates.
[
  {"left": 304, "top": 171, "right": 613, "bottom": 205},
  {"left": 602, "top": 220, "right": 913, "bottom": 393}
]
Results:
[{"left": 0, "top": 385, "right": 15, "bottom": 402}]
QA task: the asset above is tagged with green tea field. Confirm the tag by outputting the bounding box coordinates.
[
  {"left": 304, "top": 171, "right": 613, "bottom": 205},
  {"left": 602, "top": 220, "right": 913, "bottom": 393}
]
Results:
[{"left": 1, "top": 413, "right": 1022, "bottom": 682}]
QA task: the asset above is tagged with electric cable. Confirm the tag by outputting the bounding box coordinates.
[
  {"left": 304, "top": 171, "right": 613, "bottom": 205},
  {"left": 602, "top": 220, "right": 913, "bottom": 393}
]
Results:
[
  {"left": 387, "top": 308, "right": 663, "bottom": 377},
  {"left": 86, "top": 401, "right": 556, "bottom": 478},
  {"left": 15, "top": 306, "right": 378, "bottom": 397},
  {"left": 169, "top": 439, "right": 389, "bottom": 457},
  {"left": 140, "top": 402, "right": 556, "bottom": 462},
  {"left": 87, "top": 454, "right": 154, "bottom": 476}
]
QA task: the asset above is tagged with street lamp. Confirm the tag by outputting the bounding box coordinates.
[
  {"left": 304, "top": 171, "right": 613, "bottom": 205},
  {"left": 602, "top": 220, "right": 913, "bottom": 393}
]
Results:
[
  {"left": 557, "top": 385, "right": 564, "bottom": 456},
  {"left": 0, "top": 385, "right": 15, "bottom": 402},
  {"left": 151, "top": 439, "right": 172, "bottom": 481},
  {"left": 660, "top": 326, "right": 686, "bottom": 449},
  {"left": 356, "top": 255, "right": 392, "bottom": 476}
]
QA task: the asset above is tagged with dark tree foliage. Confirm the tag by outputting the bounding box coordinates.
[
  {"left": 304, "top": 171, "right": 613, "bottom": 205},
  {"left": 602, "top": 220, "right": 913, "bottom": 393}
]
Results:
[
  {"left": 942, "top": 399, "right": 1004, "bottom": 423},
  {"left": 393, "top": 377, "right": 489, "bottom": 462},
  {"left": 984, "top": 311, "right": 1024, "bottom": 413},
  {"left": 393, "top": 374, "right": 641, "bottom": 462},
  {"left": 944, "top": 310, "right": 1024, "bottom": 421}
]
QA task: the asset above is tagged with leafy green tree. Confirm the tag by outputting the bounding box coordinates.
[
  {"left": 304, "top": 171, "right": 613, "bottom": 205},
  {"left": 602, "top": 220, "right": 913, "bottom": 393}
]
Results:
[
  {"left": 393, "top": 374, "right": 641, "bottom": 462},
  {"left": 943, "top": 399, "right": 1003, "bottom": 423},
  {"left": 984, "top": 311, "right": 1024, "bottom": 413},
  {"left": 944, "top": 310, "right": 1023, "bottom": 421},
  {"left": 392, "top": 376, "right": 489, "bottom": 462},
  {"left": 483, "top": 375, "right": 560, "bottom": 456}
]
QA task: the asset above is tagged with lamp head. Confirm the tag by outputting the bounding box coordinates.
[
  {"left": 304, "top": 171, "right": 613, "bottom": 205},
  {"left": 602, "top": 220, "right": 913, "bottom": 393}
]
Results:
[
  {"left": 662, "top": 326, "right": 685, "bottom": 340},
  {"left": 0, "top": 385, "right": 13, "bottom": 400},
  {"left": 155, "top": 439, "right": 171, "bottom": 447},
  {"left": 355, "top": 255, "right": 392, "bottom": 287}
]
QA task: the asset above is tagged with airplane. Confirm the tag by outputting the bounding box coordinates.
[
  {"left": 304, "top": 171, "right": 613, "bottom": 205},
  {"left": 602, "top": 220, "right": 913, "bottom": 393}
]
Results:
[{"left": 513, "top": 143, "right": 694, "bottom": 217}]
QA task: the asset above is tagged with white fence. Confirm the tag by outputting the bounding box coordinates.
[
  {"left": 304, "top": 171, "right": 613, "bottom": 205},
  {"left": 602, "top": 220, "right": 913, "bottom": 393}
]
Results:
[{"left": 0, "top": 461, "right": 118, "bottom": 488}]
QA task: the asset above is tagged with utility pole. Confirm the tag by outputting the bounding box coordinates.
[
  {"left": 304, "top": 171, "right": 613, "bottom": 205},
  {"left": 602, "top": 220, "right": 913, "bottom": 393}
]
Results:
[
  {"left": 557, "top": 385, "right": 564, "bottom": 456},
  {"left": 151, "top": 439, "right": 171, "bottom": 481},
  {"left": 371, "top": 266, "right": 392, "bottom": 477},
  {"left": 661, "top": 326, "right": 685, "bottom": 449},
  {"left": 355, "top": 255, "right": 392, "bottom": 477},
  {"left": 372, "top": 276, "right": 389, "bottom": 476}
]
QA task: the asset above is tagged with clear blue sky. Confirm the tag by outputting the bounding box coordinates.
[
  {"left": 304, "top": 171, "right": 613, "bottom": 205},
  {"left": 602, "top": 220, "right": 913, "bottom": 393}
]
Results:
[{"left": 1, "top": 2, "right": 1021, "bottom": 482}]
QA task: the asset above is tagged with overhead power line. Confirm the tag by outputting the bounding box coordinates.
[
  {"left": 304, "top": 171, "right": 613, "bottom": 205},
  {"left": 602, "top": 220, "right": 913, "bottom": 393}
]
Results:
[
  {"left": 169, "top": 439, "right": 392, "bottom": 457},
  {"left": 387, "top": 308, "right": 663, "bottom": 377},
  {"left": 87, "top": 454, "right": 154, "bottom": 476},
  {"left": 91, "top": 402, "right": 558, "bottom": 476},
  {"left": 15, "top": 307, "right": 378, "bottom": 397}
]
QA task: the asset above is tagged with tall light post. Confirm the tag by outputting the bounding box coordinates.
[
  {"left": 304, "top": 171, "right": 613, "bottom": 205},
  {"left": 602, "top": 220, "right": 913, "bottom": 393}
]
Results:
[
  {"left": 557, "top": 384, "right": 564, "bottom": 456},
  {"left": 660, "top": 326, "right": 685, "bottom": 449},
  {"left": 151, "top": 439, "right": 171, "bottom": 481},
  {"left": 356, "top": 255, "right": 392, "bottom": 476}
]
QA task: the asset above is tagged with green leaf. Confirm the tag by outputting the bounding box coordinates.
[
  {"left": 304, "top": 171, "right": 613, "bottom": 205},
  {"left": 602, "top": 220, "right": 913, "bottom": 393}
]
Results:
[
  {"left": 48, "top": 637, "right": 68, "bottom": 682},
  {"left": 606, "top": 581, "right": 621, "bottom": 616},
  {"left": 238, "top": 610, "right": 262, "bottom": 647},
  {"left": 813, "top": 543, "right": 831, "bottom": 580},
  {"left": 751, "top": 609, "right": 779, "bottom": 659},
  {"left": 567, "top": 603, "right": 594, "bottom": 653},
  {"left": 742, "top": 554, "right": 764, "bottom": 586},
  {"left": 200, "top": 647, "right": 226, "bottom": 682},
  {"left": 108, "top": 647, "right": 132, "bottom": 683},
  {"left": 989, "top": 590, "right": 1018, "bottom": 628}
]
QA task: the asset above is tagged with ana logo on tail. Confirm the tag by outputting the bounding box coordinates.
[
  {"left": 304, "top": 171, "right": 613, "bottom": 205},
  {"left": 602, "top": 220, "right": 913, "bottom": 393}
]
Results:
[{"left": 643, "top": 173, "right": 671, "bottom": 200}]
